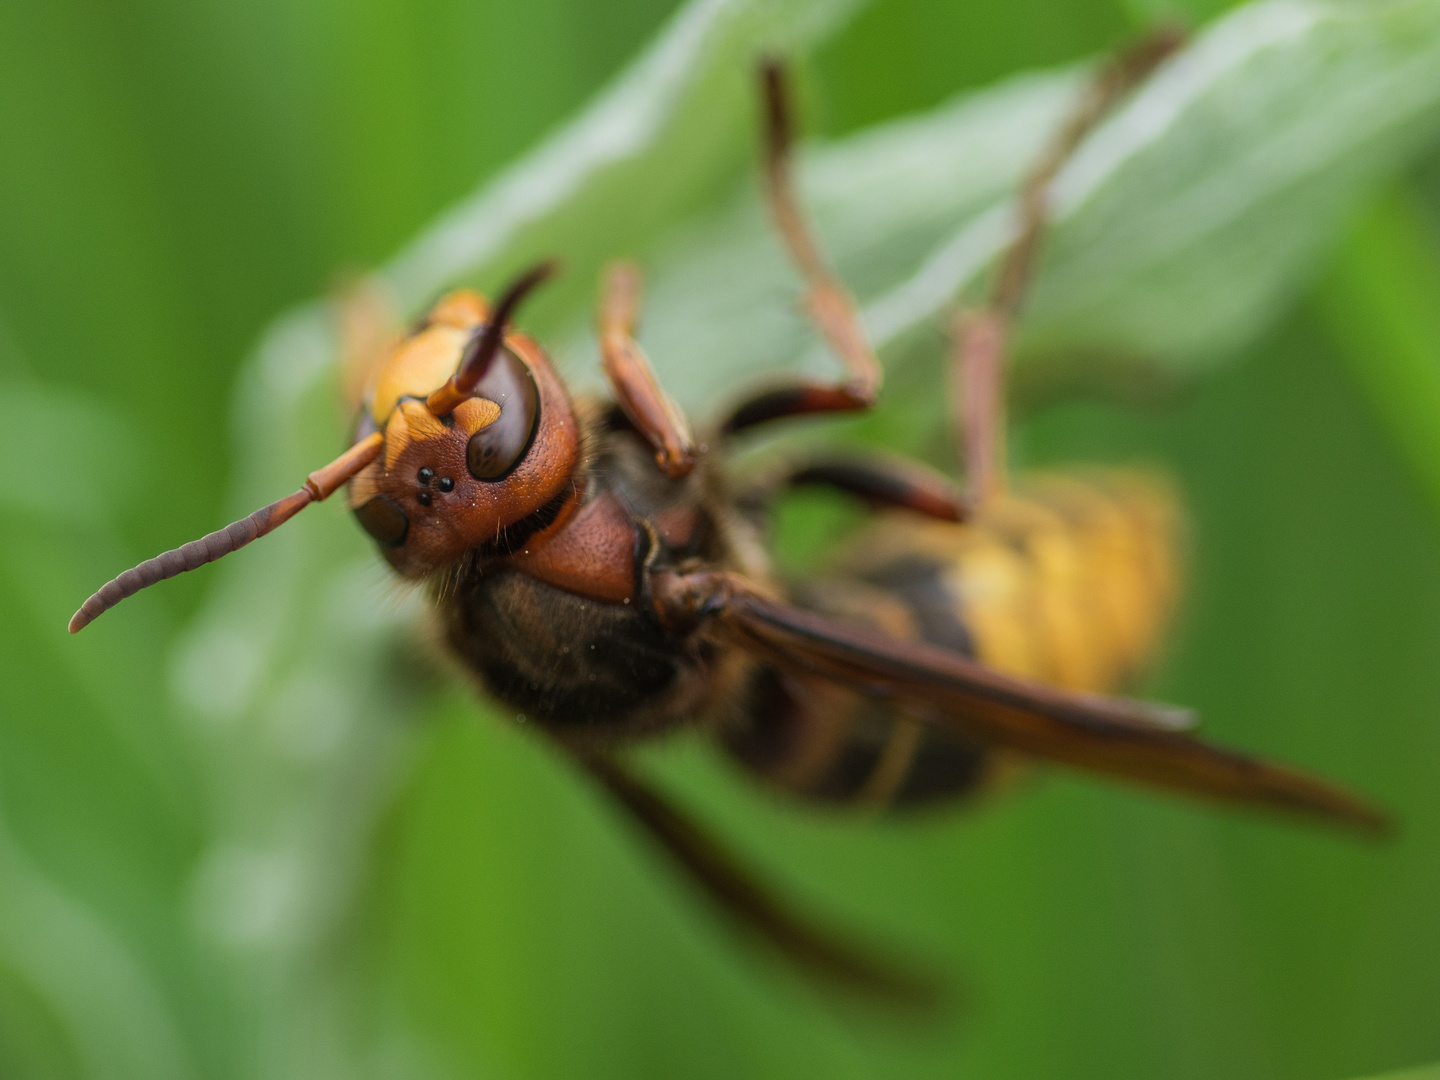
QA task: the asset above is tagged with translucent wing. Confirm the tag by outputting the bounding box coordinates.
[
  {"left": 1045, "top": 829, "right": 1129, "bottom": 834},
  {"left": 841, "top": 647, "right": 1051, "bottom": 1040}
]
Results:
[{"left": 653, "top": 573, "right": 1390, "bottom": 835}]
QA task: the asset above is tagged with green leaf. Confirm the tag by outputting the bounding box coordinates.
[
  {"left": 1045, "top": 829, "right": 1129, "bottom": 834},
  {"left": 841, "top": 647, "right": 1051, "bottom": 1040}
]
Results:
[
  {"left": 606, "top": 0, "right": 1440, "bottom": 415},
  {"left": 195, "top": 0, "right": 1440, "bottom": 1071},
  {"left": 381, "top": 0, "right": 871, "bottom": 316},
  {"left": 238, "top": 0, "right": 1440, "bottom": 425},
  {"left": 13, "top": 0, "right": 1440, "bottom": 1074},
  {"left": 1314, "top": 188, "right": 1440, "bottom": 517},
  {"left": 1351, "top": 1066, "right": 1440, "bottom": 1080},
  {"left": 0, "top": 815, "right": 192, "bottom": 1080}
]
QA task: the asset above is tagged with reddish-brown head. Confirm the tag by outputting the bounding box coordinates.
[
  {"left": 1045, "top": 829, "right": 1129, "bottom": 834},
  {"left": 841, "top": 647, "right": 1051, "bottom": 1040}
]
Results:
[
  {"left": 348, "top": 274, "right": 580, "bottom": 577},
  {"left": 68, "top": 261, "right": 578, "bottom": 632}
]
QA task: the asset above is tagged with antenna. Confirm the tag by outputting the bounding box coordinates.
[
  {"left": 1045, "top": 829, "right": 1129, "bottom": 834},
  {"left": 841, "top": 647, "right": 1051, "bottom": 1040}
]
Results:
[
  {"left": 425, "top": 260, "right": 559, "bottom": 416},
  {"left": 69, "top": 431, "right": 383, "bottom": 633}
]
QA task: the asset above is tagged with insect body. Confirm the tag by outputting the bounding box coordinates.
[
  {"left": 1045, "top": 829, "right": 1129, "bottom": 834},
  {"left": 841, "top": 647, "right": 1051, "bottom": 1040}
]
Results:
[
  {"left": 729, "top": 471, "right": 1181, "bottom": 810},
  {"left": 71, "top": 43, "right": 1387, "bottom": 1005}
]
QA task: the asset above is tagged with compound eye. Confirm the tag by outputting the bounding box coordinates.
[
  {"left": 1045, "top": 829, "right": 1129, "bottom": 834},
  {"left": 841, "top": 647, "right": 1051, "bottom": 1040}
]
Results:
[
  {"left": 353, "top": 495, "right": 409, "bottom": 548},
  {"left": 466, "top": 345, "right": 540, "bottom": 481}
]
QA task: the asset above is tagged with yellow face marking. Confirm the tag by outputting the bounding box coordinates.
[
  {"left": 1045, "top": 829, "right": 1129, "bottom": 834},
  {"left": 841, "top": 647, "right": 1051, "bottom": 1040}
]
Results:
[
  {"left": 397, "top": 399, "right": 449, "bottom": 440},
  {"left": 453, "top": 396, "right": 501, "bottom": 435},
  {"left": 381, "top": 408, "right": 412, "bottom": 470},
  {"left": 369, "top": 325, "right": 469, "bottom": 424},
  {"left": 383, "top": 399, "right": 450, "bottom": 470}
]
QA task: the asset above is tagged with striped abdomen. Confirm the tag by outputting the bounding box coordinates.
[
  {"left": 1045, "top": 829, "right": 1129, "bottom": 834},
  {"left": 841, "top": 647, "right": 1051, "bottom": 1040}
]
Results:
[{"left": 723, "top": 471, "right": 1181, "bottom": 810}]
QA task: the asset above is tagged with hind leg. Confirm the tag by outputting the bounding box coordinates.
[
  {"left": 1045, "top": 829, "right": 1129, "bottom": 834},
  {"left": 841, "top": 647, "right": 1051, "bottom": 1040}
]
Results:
[{"left": 952, "top": 28, "right": 1184, "bottom": 507}]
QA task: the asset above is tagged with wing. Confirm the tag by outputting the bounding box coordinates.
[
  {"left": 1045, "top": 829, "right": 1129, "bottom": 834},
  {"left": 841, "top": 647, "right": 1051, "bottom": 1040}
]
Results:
[
  {"left": 575, "top": 752, "right": 943, "bottom": 1011},
  {"left": 653, "top": 571, "right": 1390, "bottom": 834}
]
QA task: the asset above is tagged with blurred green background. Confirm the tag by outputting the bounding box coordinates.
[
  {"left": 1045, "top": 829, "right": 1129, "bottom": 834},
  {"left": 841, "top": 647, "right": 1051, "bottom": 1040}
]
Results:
[{"left": 3, "top": 0, "right": 1440, "bottom": 1077}]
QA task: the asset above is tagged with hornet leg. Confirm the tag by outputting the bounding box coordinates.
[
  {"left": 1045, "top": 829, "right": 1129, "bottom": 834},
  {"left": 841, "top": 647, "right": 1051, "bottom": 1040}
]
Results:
[
  {"left": 953, "top": 28, "right": 1184, "bottom": 507},
  {"left": 746, "top": 453, "right": 968, "bottom": 523},
  {"left": 722, "top": 61, "right": 882, "bottom": 437},
  {"left": 597, "top": 259, "right": 697, "bottom": 478},
  {"left": 574, "top": 749, "right": 940, "bottom": 1008}
]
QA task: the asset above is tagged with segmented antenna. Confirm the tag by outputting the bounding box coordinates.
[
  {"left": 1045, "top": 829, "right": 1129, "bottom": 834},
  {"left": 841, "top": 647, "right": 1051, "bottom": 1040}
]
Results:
[
  {"left": 69, "top": 431, "right": 384, "bottom": 633},
  {"left": 425, "top": 260, "right": 559, "bottom": 416}
]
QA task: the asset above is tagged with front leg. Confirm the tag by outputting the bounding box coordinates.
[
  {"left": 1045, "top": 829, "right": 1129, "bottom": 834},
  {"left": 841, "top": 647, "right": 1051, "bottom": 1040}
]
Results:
[{"left": 597, "top": 259, "right": 696, "bottom": 478}]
